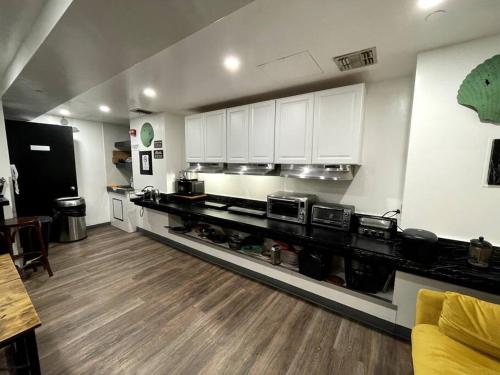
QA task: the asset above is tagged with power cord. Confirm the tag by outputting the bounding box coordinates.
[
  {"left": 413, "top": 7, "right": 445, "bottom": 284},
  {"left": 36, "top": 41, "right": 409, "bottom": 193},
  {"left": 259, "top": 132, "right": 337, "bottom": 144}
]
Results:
[{"left": 382, "top": 209, "right": 401, "bottom": 218}]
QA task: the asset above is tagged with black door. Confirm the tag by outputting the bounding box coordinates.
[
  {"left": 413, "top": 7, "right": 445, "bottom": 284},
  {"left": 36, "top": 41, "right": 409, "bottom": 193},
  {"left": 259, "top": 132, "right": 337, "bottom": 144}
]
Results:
[{"left": 6, "top": 120, "right": 78, "bottom": 217}]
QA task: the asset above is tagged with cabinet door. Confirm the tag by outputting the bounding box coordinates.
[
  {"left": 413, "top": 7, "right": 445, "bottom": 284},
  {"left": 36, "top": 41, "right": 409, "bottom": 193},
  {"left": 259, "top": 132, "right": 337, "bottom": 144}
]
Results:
[
  {"left": 185, "top": 114, "right": 204, "bottom": 162},
  {"left": 249, "top": 100, "right": 275, "bottom": 163},
  {"left": 274, "top": 94, "right": 314, "bottom": 164},
  {"left": 227, "top": 105, "right": 249, "bottom": 163},
  {"left": 312, "top": 84, "right": 365, "bottom": 164},
  {"left": 204, "top": 109, "right": 226, "bottom": 162}
]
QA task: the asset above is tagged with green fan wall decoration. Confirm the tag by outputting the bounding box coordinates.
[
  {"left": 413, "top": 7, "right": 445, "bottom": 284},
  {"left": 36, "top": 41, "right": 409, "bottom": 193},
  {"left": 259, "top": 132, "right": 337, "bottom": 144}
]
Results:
[
  {"left": 140, "top": 122, "right": 154, "bottom": 147},
  {"left": 458, "top": 54, "right": 500, "bottom": 124}
]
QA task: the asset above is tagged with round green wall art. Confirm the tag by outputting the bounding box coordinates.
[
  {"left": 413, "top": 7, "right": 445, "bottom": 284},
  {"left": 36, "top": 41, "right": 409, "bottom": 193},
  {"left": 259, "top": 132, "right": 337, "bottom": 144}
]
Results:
[
  {"left": 458, "top": 54, "right": 500, "bottom": 124},
  {"left": 140, "top": 122, "right": 154, "bottom": 147}
]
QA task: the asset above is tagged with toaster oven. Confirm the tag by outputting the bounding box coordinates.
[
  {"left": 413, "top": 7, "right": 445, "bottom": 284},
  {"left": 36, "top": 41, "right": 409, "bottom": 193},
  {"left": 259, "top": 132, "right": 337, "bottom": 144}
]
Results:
[
  {"left": 267, "top": 191, "right": 316, "bottom": 224},
  {"left": 310, "top": 203, "right": 355, "bottom": 231}
]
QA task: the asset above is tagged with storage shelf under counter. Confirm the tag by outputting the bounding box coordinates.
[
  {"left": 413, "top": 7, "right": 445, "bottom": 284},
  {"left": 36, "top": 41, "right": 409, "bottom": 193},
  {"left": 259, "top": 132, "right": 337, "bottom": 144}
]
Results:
[{"left": 165, "top": 215, "right": 396, "bottom": 307}]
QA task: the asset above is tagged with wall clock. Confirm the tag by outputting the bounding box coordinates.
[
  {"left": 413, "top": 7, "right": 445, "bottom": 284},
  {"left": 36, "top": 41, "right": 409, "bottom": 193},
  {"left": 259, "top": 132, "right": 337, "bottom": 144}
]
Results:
[
  {"left": 458, "top": 54, "right": 500, "bottom": 124},
  {"left": 140, "top": 122, "right": 154, "bottom": 147}
]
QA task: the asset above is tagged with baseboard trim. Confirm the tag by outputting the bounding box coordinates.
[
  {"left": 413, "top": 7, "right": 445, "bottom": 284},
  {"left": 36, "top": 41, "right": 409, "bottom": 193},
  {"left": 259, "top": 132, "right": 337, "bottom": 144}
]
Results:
[
  {"left": 137, "top": 227, "right": 411, "bottom": 341},
  {"left": 86, "top": 222, "right": 111, "bottom": 229}
]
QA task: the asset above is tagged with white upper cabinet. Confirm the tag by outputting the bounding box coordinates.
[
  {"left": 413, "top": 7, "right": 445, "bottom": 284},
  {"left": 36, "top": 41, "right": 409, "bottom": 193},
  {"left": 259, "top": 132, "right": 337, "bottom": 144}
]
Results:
[
  {"left": 312, "top": 83, "right": 365, "bottom": 164},
  {"left": 274, "top": 93, "right": 314, "bottom": 164},
  {"left": 248, "top": 100, "right": 276, "bottom": 163},
  {"left": 227, "top": 105, "right": 249, "bottom": 163},
  {"left": 204, "top": 109, "right": 226, "bottom": 162},
  {"left": 185, "top": 114, "right": 204, "bottom": 162}
]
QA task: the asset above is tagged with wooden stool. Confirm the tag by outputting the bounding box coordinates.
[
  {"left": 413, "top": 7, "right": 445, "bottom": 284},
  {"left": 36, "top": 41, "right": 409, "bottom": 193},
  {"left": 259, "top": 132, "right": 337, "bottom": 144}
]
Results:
[{"left": 0, "top": 217, "right": 53, "bottom": 277}]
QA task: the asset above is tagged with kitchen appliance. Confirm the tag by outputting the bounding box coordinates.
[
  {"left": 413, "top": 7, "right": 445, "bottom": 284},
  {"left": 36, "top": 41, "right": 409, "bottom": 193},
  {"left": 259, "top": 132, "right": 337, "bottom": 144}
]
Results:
[
  {"left": 401, "top": 228, "right": 439, "bottom": 263},
  {"left": 280, "top": 164, "right": 355, "bottom": 181},
  {"left": 228, "top": 235, "right": 243, "bottom": 250},
  {"left": 227, "top": 206, "right": 267, "bottom": 217},
  {"left": 178, "top": 170, "right": 198, "bottom": 181},
  {"left": 185, "top": 162, "right": 224, "bottom": 174},
  {"left": 298, "top": 249, "right": 331, "bottom": 280},
  {"left": 141, "top": 186, "right": 161, "bottom": 202},
  {"left": 224, "top": 163, "right": 278, "bottom": 176},
  {"left": 310, "top": 203, "right": 354, "bottom": 231},
  {"left": 345, "top": 258, "right": 392, "bottom": 293},
  {"left": 175, "top": 179, "right": 205, "bottom": 196},
  {"left": 270, "top": 244, "right": 281, "bottom": 265},
  {"left": 267, "top": 191, "right": 316, "bottom": 224},
  {"left": 196, "top": 201, "right": 227, "bottom": 210},
  {"left": 358, "top": 215, "right": 397, "bottom": 239},
  {"left": 468, "top": 236, "right": 494, "bottom": 268}
]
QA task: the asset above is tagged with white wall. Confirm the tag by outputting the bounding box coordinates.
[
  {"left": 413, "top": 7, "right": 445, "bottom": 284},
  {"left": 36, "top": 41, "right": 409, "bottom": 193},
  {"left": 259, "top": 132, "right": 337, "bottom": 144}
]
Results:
[
  {"left": 401, "top": 34, "right": 500, "bottom": 245},
  {"left": 32, "top": 115, "right": 111, "bottom": 226},
  {"left": 0, "top": 101, "right": 14, "bottom": 219},
  {"left": 201, "top": 77, "right": 413, "bottom": 216},
  {"left": 102, "top": 123, "right": 131, "bottom": 186},
  {"left": 130, "top": 112, "right": 185, "bottom": 193}
]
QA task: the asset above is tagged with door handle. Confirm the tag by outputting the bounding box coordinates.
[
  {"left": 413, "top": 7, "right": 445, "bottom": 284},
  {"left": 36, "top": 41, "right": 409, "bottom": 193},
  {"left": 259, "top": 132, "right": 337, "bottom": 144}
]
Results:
[{"left": 70, "top": 186, "right": 76, "bottom": 191}]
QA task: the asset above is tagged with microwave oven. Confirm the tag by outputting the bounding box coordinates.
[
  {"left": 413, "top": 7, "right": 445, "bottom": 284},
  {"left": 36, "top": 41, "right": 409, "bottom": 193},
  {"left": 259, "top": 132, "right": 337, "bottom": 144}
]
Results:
[
  {"left": 267, "top": 191, "right": 316, "bottom": 224},
  {"left": 310, "top": 202, "right": 355, "bottom": 231}
]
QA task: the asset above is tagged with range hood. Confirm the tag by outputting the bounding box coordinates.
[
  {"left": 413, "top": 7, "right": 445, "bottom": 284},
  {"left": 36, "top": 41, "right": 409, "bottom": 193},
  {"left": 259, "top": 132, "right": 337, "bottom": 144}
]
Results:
[
  {"left": 224, "top": 163, "right": 278, "bottom": 176},
  {"left": 186, "top": 163, "right": 224, "bottom": 173},
  {"left": 280, "top": 164, "right": 355, "bottom": 181}
]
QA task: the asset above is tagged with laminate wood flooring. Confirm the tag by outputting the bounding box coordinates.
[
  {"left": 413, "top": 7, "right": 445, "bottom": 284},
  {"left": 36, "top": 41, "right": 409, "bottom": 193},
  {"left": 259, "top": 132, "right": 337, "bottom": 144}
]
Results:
[{"left": 2, "top": 225, "right": 412, "bottom": 374}]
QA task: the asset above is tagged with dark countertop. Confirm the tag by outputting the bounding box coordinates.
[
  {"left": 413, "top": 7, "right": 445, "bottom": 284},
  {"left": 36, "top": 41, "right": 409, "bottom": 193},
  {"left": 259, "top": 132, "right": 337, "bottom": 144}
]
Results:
[
  {"left": 0, "top": 197, "right": 9, "bottom": 207},
  {"left": 133, "top": 196, "right": 500, "bottom": 295}
]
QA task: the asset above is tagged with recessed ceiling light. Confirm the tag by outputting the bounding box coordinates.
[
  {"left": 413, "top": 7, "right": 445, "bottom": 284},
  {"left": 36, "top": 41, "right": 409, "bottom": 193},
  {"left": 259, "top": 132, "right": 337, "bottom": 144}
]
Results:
[
  {"left": 418, "top": 0, "right": 444, "bottom": 9},
  {"left": 143, "top": 88, "right": 157, "bottom": 98},
  {"left": 99, "top": 105, "right": 110, "bottom": 113},
  {"left": 59, "top": 109, "right": 70, "bottom": 116},
  {"left": 223, "top": 55, "right": 241, "bottom": 72}
]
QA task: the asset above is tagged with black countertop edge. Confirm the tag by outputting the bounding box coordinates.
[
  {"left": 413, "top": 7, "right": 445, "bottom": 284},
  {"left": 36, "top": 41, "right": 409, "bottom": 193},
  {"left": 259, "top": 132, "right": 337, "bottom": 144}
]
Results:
[
  {"left": 133, "top": 198, "right": 500, "bottom": 295},
  {"left": 0, "top": 197, "right": 9, "bottom": 206}
]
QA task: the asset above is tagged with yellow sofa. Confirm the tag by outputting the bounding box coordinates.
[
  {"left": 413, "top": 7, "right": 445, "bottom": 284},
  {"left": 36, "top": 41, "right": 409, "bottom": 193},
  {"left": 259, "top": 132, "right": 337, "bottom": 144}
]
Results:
[{"left": 412, "top": 289, "right": 500, "bottom": 375}]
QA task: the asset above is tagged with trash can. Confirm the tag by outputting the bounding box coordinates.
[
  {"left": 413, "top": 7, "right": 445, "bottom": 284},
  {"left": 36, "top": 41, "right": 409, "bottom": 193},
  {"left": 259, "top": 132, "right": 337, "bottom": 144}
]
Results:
[{"left": 53, "top": 197, "right": 87, "bottom": 242}]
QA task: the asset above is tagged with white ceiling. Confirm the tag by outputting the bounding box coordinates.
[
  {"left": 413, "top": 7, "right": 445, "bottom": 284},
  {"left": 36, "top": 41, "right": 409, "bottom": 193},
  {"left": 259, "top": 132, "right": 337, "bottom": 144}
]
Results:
[
  {"left": 5, "top": 0, "right": 500, "bottom": 125},
  {"left": 2, "top": 0, "right": 254, "bottom": 122},
  {"left": 0, "top": 0, "right": 48, "bottom": 81}
]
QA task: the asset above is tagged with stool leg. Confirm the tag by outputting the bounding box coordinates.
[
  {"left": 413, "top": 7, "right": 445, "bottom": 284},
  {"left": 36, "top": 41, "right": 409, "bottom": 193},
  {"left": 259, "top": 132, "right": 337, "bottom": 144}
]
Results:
[{"left": 35, "top": 222, "right": 53, "bottom": 277}]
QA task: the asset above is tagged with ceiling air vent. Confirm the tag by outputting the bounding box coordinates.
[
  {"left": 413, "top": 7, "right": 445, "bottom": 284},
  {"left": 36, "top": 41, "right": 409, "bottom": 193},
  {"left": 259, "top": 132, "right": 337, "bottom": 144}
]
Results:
[
  {"left": 333, "top": 47, "right": 377, "bottom": 72},
  {"left": 130, "top": 108, "right": 153, "bottom": 115}
]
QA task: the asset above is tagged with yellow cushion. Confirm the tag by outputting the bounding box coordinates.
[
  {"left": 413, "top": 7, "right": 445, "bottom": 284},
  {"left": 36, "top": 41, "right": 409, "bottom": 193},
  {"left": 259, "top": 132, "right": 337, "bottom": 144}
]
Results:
[
  {"left": 412, "top": 324, "right": 500, "bottom": 375},
  {"left": 438, "top": 292, "right": 500, "bottom": 359}
]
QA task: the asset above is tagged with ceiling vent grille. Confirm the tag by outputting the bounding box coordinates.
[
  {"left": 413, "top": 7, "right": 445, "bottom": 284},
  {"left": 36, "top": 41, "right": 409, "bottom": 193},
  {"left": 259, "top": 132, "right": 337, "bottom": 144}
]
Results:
[
  {"left": 333, "top": 47, "right": 377, "bottom": 72},
  {"left": 130, "top": 108, "right": 153, "bottom": 115}
]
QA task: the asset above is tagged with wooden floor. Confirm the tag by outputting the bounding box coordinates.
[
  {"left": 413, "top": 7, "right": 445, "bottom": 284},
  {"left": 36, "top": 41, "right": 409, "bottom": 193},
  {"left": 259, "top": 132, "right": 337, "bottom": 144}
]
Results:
[{"left": 3, "top": 225, "right": 412, "bottom": 374}]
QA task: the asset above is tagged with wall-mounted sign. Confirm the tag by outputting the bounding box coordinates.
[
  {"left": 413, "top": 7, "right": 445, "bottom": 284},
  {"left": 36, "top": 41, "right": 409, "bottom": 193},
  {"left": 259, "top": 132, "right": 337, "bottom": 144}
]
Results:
[
  {"left": 154, "top": 150, "right": 164, "bottom": 159},
  {"left": 154, "top": 140, "right": 162, "bottom": 148},
  {"left": 140, "top": 122, "right": 154, "bottom": 147},
  {"left": 139, "top": 151, "right": 153, "bottom": 175},
  {"left": 30, "top": 145, "right": 51, "bottom": 151},
  {"left": 488, "top": 139, "right": 500, "bottom": 185}
]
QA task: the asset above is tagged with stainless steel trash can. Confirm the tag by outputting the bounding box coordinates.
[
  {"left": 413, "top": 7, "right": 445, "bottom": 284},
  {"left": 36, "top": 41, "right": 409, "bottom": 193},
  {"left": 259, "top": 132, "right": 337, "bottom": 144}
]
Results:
[{"left": 53, "top": 197, "right": 87, "bottom": 242}]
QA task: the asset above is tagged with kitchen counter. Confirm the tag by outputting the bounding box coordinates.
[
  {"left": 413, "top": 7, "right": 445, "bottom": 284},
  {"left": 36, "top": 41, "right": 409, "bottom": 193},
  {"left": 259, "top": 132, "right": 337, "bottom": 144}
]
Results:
[
  {"left": 107, "top": 186, "right": 134, "bottom": 195},
  {"left": 133, "top": 196, "right": 500, "bottom": 295}
]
